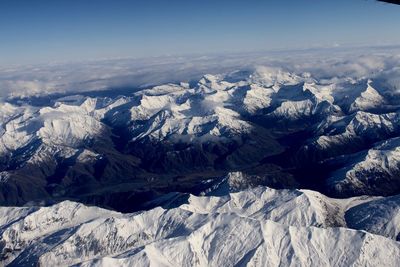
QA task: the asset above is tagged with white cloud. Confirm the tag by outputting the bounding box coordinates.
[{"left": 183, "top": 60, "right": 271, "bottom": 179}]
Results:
[{"left": 1, "top": 46, "right": 400, "bottom": 99}]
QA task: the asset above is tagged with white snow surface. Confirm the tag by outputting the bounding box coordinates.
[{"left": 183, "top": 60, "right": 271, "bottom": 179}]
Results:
[
  {"left": 1, "top": 65, "right": 400, "bottom": 266},
  {"left": 1, "top": 69, "right": 397, "bottom": 158},
  {"left": 349, "top": 81, "right": 385, "bottom": 112},
  {"left": 327, "top": 137, "right": 400, "bottom": 194},
  {"left": 0, "top": 186, "right": 399, "bottom": 267}
]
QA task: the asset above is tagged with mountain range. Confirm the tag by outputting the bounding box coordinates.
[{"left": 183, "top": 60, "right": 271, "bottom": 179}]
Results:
[{"left": 1, "top": 66, "right": 400, "bottom": 265}]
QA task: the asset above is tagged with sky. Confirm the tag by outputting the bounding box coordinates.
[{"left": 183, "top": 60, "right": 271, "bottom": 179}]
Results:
[{"left": 0, "top": 0, "right": 400, "bottom": 66}]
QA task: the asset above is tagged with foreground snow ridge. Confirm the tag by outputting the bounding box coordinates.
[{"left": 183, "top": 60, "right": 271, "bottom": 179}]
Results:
[{"left": 0, "top": 187, "right": 399, "bottom": 267}]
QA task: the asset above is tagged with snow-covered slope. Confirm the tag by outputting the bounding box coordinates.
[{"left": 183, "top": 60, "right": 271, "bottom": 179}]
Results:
[
  {"left": 0, "top": 187, "right": 399, "bottom": 267},
  {"left": 349, "top": 81, "right": 385, "bottom": 112},
  {"left": 298, "top": 111, "right": 400, "bottom": 165},
  {"left": 327, "top": 137, "right": 400, "bottom": 196},
  {"left": 345, "top": 194, "right": 400, "bottom": 241},
  {"left": 81, "top": 219, "right": 399, "bottom": 267},
  {"left": 127, "top": 74, "right": 274, "bottom": 143},
  {"left": 1, "top": 67, "right": 400, "bottom": 206},
  {"left": 2, "top": 55, "right": 400, "bottom": 267}
]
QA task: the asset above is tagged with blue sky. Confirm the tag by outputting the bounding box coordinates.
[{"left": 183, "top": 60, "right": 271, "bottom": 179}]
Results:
[{"left": 0, "top": 0, "right": 399, "bottom": 65}]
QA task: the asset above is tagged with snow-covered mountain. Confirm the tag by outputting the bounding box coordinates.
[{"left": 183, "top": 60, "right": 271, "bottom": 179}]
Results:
[
  {"left": 349, "top": 81, "right": 385, "bottom": 112},
  {"left": 1, "top": 67, "right": 400, "bottom": 208},
  {"left": 0, "top": 186, "right": 399, "bottom": 266},
  {"left": 1, "top": 64, "right": 400, "bottom": 266},
  {"left": 327, "top": 137, "right": 400, "bottom": 196}
]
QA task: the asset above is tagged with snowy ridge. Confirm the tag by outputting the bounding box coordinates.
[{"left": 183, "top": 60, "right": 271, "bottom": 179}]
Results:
[
  {"left": 345, "top": 194, "right": 400, "bottom": 241},
  {"left": 349, "top": 81, "right": 385, "bottom": 112},
  {"left": 0, "top": 187, "right": 399, "bottom": 266},
  {"left": 2, "top": 53, "right": 400, "bottom": 266},
  {"left": 1, "top": 67, "right": 400, "bottom": 206},
  {"left": 81, "top": 220, "right": 399, "bottom": 267},
  {"left": 328, "top": 137, "right": 400, "bottom": 195},
  {"left": 128, "top": 74, "right": 264, "bottom": 143}
]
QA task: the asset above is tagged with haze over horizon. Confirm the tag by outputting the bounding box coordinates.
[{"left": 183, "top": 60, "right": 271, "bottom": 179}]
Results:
[{"left": 1, "top": 0, "right": 400, "bottom": 66}]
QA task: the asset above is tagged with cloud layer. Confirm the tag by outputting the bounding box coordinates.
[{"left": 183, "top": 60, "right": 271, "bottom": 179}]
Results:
[{"left": 1, "top": 46, "right": 400, "bottom": 99}]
